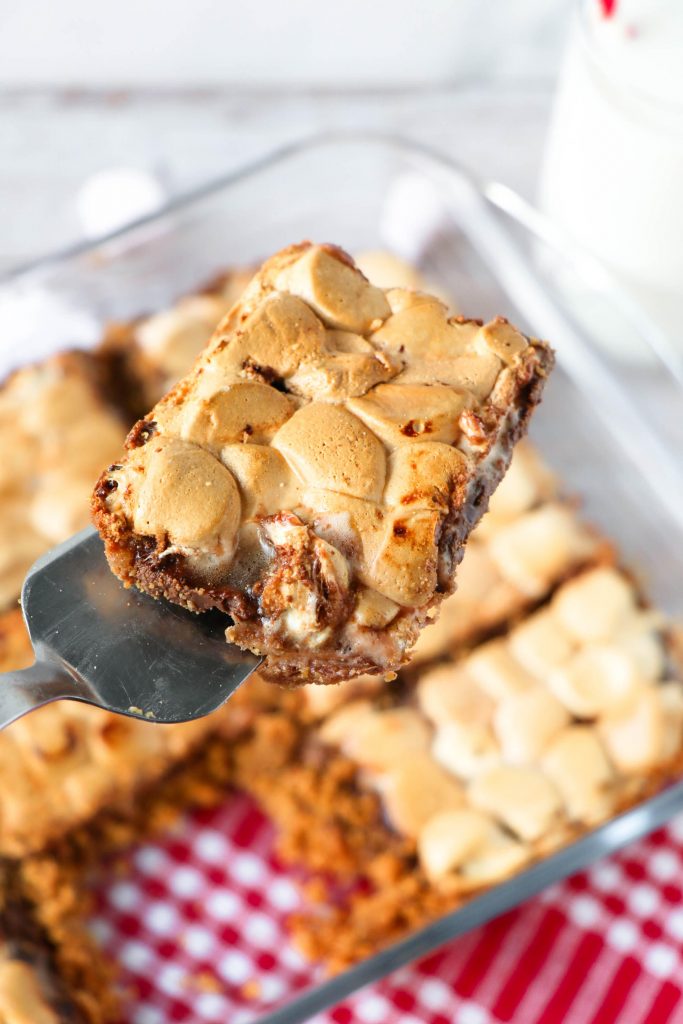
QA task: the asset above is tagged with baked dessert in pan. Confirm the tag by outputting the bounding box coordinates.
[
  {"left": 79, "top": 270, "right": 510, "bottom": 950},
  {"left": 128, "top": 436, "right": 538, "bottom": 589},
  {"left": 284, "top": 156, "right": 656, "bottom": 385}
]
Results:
[
  {"left": 0, "top": 255, "right": 679, "bottom": 1021},
  {"left": 92, "top": 242, "right": 554, "bottom": 684},
  {"left": 238, "top": 567, "right": 683, "bottom": 972}
]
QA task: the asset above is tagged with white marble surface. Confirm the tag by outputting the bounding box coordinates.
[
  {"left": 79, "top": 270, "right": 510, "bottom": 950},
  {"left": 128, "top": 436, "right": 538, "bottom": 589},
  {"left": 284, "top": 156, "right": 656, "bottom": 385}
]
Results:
[
  {"left": 0, "top": 1, "right": 570, "bottom": 86},
  {"left": 0, "top": 83, "right": 555, "bottom": 274}
]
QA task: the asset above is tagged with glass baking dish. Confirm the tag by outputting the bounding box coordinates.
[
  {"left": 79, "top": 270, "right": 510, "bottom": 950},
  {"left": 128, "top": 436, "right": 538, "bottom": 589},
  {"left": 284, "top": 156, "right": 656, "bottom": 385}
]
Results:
[{"left": 3, "top": 134, "right": 683, "bottom": 1024}]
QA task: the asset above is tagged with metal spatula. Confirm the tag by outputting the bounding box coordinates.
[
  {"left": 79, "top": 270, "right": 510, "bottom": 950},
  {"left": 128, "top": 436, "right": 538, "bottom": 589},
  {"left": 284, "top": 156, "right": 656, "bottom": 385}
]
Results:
[{"left": 0, "top": 528, "right": 261, "bottom": 729}]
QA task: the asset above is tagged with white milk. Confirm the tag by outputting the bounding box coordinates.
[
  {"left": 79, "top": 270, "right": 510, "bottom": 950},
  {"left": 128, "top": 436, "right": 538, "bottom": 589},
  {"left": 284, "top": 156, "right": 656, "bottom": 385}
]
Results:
[{"left": 540, "top": 0, "right": 683, "bottom": 347}]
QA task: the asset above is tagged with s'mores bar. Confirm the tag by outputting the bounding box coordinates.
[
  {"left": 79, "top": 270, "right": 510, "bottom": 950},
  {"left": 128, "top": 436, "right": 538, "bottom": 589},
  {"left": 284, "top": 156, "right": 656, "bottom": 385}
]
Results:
[{"left": 93, "top": 242, "right": 554, "bottom": 684}]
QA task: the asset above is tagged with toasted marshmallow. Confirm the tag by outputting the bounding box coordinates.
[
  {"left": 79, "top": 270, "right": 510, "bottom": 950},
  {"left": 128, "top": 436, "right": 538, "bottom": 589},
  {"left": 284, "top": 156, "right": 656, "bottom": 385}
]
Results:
[
  {"left": 348, "top": 384, "right": 470, "bottom": 450},
  {"left": 598, "top": 689, "right": 666, "bottom": 774},
  {"left": 493, "top": 686, "right": 570, "bottom": 763},
  {"left": 432, "top": 719, "right": 501, "bottom": 781},
  {"left": 116, "top": 436, "right": 241, "bottom": 561},
  {"left": 418, "top": 807, "right": 490, "bottom": 882},
  {"left": 367, "top": 508, "right": 441, "bottom": 607},
  {"left": 182, "top": 382, "right": 297, "bottom": 449},
  {"left": 417, "top": 664, "right": 493, "bottom": 725},
  {"left": 273, "top": 244, "right": 391, "bottom": 333},
  {"left": 548, "top": 645, "right": 646, "bottom": 718},
  {"left": 319, "top": 703, "right": 431, "bottom": 772},
  {"left": 488, "top": 504, "right": 597, "bottom": 597},
  {"left": 467, "top": 638, "right": 537, "bottom": 700},
  {"left": 207, "top": 292, "right": 326, "bottom": 383},
  {"left": 475, "top": 317, "right": 530, "bottom": 365},
  {"left": 377, "top": 752, "right": 464, "bottom": 838},
  {"left": 552, "top": 567, "right": 635, "bottom": 643},
  {"left": 219, "top": 444, "right": 299, "bottom": 519},
  {"left": 355, "top": 250, "right": 453, "bottom": 305},
  {"left": 418, "top": 807, "right": 529, "bottom": 888},
  {"left": 370, "top": 297, "right": 472, "bottom": 360},
  {"left": 383, "top": 443, "right": 467, "bottom": 513},
  {"left": 419, "top": 664, "right": 499, "bottom": 779},
  {"left": 136, "top": 295, "right": 229, "bottom": 382},
  {"left": 542, "top": 727, "right": 614, "bottom": 825},
  {"left": 273, "top": 402, "right": 387, "bottom": 503},
  {"left": 509, "top": 608, "right": 576, "bottom": 679},
  {"left": 93, "top": 242, "right": 552, "bottom": 684},
  {"left": 469, "top": 766, "right": 563, "bottom": 842}
]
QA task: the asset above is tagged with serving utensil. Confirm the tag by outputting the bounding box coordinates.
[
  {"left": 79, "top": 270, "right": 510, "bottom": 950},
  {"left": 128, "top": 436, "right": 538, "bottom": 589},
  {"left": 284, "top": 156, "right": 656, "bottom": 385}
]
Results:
[{"left": 0, "top": 528, "right": 260, "bottom": 728}]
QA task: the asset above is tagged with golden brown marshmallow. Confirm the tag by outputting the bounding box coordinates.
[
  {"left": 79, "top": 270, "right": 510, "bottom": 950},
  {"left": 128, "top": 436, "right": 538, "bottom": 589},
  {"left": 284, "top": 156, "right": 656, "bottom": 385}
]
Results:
[
  {"left": 319, "top": 702, "right": 431, "bottom": 772},
  {"left": 182, "top": 382, "right": 297, "bottom": 449},
  {"left": 488, "top": 504, "right": 598, "bottom": 597},
  {"left": 552, "top": 566, "right": 637, "bottom": 643},
  {"left": 272, "top": 403, "right": 386, "bottom": 502},
  {"left": 120, "top": 436, "right": 241, "bottom": 558},
  {"left": 136, "top": 294, "right": 230, "bottom": 383},
  {"left": 418, "top": 664, "right": 499, "bottom": 780},
  {"left": 548, "top": 645, "right": 647, "bottom": 718},
  {"left": 469, "top": 766, "right": 563, "bottom": 842},
  {"left": 348, "top": 384, "right": 471, "bottom": 449},
  {"left": 541, "top": 726, "right": 614, "bottom": 824},
  {"left": 418, "top": 808, "right": 529, "bottom": 888},
  {"left": 376, "top": 752, "right": 465, "bottom": 838},
  {"left": 272, "top": 244, "right": 391, "bottom": 333},
  {"left": 493, "top": 686, "right": 570, "bottom": 763},
  {"left": 355, "top": 250, "right": 455, "bottom": 306}
]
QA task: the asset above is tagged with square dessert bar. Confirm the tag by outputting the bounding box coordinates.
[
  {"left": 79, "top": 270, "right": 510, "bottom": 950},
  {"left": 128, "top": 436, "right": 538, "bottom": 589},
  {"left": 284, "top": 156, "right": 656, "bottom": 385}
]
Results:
[{"left": 93, "top": 242, "right": 554, "bottom": 684}]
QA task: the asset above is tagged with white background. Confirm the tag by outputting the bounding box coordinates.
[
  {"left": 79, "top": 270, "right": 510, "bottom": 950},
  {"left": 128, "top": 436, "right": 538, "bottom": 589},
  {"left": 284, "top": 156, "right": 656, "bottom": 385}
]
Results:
[{"left": 0, "top": 1, "right": 572, "bottom": 271}]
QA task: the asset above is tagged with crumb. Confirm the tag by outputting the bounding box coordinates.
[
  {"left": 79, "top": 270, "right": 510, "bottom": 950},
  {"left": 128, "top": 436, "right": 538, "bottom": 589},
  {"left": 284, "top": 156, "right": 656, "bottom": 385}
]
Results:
[{"left": 241, "top": 979, "right": 261, "bottom": 1000}]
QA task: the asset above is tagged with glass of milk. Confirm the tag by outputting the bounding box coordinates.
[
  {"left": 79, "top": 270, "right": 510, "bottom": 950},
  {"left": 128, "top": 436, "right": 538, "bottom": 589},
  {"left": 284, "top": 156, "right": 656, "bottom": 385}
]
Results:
[{"left": 540, "top": 0, "right": 683, "bottom": 350}]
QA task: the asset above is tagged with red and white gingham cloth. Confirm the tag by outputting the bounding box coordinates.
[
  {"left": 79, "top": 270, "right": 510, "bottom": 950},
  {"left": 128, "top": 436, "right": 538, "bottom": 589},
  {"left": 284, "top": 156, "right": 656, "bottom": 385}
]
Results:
[{"left": 90, "top": 793, "right": 683, "bottom": 1024}]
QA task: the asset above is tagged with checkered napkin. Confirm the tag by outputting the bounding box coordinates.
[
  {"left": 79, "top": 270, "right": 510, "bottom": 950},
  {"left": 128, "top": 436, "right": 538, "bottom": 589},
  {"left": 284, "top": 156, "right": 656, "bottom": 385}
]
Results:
[{"left": 90, "top": 795, "right": 683, "bottom": 1024}]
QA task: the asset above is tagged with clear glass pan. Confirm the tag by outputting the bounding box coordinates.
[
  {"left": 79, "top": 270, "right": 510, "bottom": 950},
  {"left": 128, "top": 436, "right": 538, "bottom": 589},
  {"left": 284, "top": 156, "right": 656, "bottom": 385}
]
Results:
[{"left": 3, "top": 134, "right": 683, "bottom": 1023}]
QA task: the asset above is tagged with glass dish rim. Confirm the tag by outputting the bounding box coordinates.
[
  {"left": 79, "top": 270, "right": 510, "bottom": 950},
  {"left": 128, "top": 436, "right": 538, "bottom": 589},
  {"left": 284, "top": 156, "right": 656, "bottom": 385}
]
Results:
[
  {"left": 4, "top": 130, "right": 680, "bottom": 377},
  {"left": 5, "top": 131, "right": 683, "bottom": 1022}
]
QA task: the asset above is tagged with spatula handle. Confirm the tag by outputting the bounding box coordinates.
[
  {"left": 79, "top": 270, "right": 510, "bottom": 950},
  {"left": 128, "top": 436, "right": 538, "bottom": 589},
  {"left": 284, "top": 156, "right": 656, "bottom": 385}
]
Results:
[{"left": 0, "top": 662, "right": 84, "bottom": 729}]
